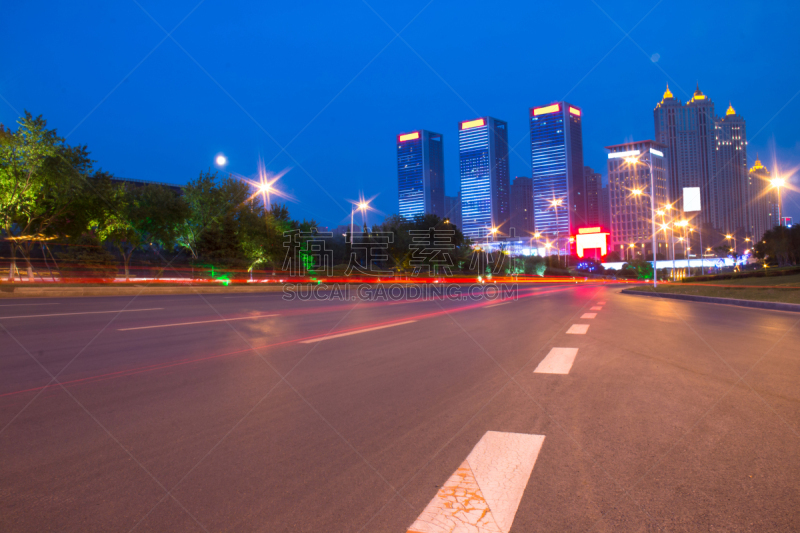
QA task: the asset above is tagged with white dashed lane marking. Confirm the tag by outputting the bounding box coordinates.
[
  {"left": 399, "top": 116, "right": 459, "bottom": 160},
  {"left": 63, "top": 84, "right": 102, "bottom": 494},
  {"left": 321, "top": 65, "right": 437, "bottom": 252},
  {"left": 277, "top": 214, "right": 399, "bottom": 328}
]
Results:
[
  {"left": 590, "top": 306, "right": 602, "bottom": 311},
  {"left": 580, "top": 313, "right": 597, "bottom": 319},
  {"left": 486, "top": 302, "right": 510, "bottom": 308},
  {"left": 597, "top": 301, "right": 606, "bottom": 305},
  {"left": 118, "top": 314, "right": 279, "bottom": 331},
  {"left": 299, "top": 320, "right": 416, "bottom": 343},
  {"left": 534, "top": 348, "right": 579, "bottom": 374},
  {"left": 567, "top": 324, "right": 589, "bottom": 334},
  {"left": 407, "top": 431, "right": 545, "bottom": 533}
]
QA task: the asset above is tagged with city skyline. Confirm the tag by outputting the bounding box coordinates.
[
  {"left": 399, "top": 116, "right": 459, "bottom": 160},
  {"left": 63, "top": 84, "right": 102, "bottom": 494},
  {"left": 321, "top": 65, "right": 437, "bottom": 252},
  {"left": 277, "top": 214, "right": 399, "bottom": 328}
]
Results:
[{"left": 2, "top": 1, "right": 798, "bottom": 228}]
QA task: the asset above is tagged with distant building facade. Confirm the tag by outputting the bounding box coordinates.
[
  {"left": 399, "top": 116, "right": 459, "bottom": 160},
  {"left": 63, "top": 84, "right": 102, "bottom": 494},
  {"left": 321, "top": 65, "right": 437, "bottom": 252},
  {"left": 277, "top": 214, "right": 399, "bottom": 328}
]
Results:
[
  {"left": 584, "top": 166, "right": 601, "bottom": 226},
  {"left": 654, "top": 84, "right": 757, "bottom": 242},
  {"left": 510, "top": 176, "right": 534, "bottom": 237},
  {"left": 606, "top": 140, "right": 669, "bottom": 259},
  {"left": 599, "top": 184, "right": 611, "bottom": 230},
  {"left": 459, "top": 117, "right": 510, "bottom": 240},
  {"left": 397, "top": 130, "right": 445, "bottom": 219},
  {"left": 444, "top": 193, "right": 462, "bottom": 229},
  {"left": 530, "top": 102, "right": 586, "bottom": 254}
]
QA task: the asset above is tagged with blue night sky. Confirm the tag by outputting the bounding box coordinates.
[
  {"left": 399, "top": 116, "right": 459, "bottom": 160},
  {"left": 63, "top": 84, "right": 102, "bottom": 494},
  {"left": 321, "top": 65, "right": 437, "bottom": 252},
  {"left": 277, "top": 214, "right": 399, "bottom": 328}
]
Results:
[{"left": 3, "top": 0, "right": 800, "bottom": 228}]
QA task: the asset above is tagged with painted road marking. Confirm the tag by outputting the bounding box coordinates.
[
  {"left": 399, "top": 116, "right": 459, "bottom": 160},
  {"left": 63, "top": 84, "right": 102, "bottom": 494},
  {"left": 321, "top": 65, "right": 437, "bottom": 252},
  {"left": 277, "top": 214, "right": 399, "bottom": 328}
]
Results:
[
  {"left": 581, "top": 313, "right": 597, "bottom": 319},
  {"left": 486, "top": 302, "right": 510, "bottom": 308},
  {"left": 598, "top": 301, "right": 606, "bottom": 304},
  {"left": 534, "top": 348, "right": 579, "bottom": 374},
  {"left": 567, "top": 324, "right": 589, "bottom": 334},
  {"left": 299, "top": 320, "right": 416, "bottom": 343},
  {"left": 118, "top": 314, "right": 279, "bottom": 331},
  {"left": 407, "top": 431, "right": 545, "bottom": 533},
  {"left": 0, "top": 308, "right": 163, "bottom": 320},
  {"left": 590, "top": 306, "right": 602, "bottom": 311}
]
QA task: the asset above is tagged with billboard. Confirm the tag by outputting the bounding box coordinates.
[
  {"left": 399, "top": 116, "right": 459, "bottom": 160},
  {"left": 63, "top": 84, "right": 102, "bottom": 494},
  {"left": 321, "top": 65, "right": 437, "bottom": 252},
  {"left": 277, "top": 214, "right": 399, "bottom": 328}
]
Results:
[
  {"left": 574, "top": 227, "right": 610, "bottom": 258},
  {"left": 683, "top": 187, "right": 701, "bottom": 212}
]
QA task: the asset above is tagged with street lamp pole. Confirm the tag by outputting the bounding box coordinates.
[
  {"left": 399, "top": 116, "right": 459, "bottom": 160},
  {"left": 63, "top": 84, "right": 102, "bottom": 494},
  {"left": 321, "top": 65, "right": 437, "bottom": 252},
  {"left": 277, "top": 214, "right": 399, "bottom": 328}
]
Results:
[
  {"left": 626, "top": 152, "right": 659, "bottom": 287},
  {"left": 646, "top": 156, "right": 658, "bottom": 287},
  {"left": 550, "top": 199, "right": 563, "bottom": 269}
]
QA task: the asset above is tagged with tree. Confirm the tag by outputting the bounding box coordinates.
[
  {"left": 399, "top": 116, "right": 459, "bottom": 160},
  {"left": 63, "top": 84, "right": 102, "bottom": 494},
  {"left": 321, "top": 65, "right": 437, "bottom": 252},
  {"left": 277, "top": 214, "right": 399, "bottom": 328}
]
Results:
[
  {"left": 94, "top": 178, "right": 187, "bottom": 279},
  {"left": 0, "top": 112, "right": 91, "bottom": 281}
]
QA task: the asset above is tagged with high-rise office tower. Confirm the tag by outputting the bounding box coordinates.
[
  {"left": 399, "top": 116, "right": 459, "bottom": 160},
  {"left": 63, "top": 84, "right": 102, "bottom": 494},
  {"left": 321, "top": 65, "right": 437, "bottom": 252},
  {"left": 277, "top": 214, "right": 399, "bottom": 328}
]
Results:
[
  {"left": 397, "top": 130, "right": 445, "bottom": 219},
  {"left": 749, "top": 157, "right": 775, "bottom": 239},
  {"left": 510, "top": 176, "right": 534, "bottom": 236},
  {"left": 459, "top": 117, "right": 510, "bottom": 240},
  {"left": 584, "top": 166, "right": 602, "bottom": 225},
  {"left": 444, "top": 193, "right": 462, "bottom": 229},
  {"left": 530, "top": 102, "right": 586, "bottom": 251},
  {"left": 606, "top": 140, "right": 669, "bottom": 259},
  {"left": 654, "top": 84, "right": 717, "bottom": 229},
  {"left": 714, "top": 103, "right": 749, "bottom": 237}
]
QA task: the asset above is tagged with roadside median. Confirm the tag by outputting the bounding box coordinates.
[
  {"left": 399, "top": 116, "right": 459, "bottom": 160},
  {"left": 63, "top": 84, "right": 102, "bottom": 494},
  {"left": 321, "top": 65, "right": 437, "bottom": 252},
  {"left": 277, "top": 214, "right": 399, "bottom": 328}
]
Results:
[{"left": 621, "top": 284, "right": 800, "bottom": 313}]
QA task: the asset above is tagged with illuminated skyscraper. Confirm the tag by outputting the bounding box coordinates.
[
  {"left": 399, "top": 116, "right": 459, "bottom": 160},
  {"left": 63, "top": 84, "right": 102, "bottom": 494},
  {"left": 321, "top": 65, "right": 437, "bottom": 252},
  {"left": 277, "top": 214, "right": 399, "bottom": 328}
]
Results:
[
  {"left": 530, "top": 102, "right": 586, "bottom": 251},
  {"left": 459, "top": 117, "right": 509, "bottom": 240},
  {"left": 714, "top": 103, "right": 749, "bottom": 238},
  {"left": 397, "top": 130, "right": 445, "bottom": 219},
  {"left": 654, "top": 84, "right": 718, "bottom": 229}
]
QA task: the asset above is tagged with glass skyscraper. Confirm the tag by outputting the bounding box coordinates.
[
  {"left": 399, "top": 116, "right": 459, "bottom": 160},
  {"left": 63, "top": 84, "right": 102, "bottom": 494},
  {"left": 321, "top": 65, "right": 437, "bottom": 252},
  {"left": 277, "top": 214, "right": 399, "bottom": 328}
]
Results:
[
  {"left": 459, "top": 117, "right": 509, "bottom": 241},
  {"left": 530, "top": 102, "right": 586, "bottom": 252},
  {"left": 397, "top": 130, "right": 445, "bottom": 219}
]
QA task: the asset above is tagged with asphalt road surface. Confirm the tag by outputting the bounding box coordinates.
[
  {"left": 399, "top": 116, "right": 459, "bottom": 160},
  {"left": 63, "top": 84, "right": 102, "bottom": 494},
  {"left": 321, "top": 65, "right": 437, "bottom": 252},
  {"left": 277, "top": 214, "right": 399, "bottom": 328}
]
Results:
[{"left": 1, "top": 283, "right": 799, "bottom": 532}]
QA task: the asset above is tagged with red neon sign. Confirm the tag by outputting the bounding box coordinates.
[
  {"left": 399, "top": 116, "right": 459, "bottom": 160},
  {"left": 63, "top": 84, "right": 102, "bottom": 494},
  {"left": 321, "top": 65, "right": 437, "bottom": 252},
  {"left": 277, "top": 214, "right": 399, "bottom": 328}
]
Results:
[{"left": 575, "top": 226, "right": 610, "bottom": 258}]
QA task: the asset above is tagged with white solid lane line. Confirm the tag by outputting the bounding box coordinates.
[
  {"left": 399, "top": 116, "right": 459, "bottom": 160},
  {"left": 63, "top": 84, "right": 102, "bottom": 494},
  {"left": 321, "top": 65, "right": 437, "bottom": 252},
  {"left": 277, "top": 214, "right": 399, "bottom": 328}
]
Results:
[
  {"left": 567, "top": 324, "right": 589, "bottom": 334},
  {"left": 590, "top": 306, "right": 602, "bottom": 311},
  {"left": 534, "top": 348, "right": 579, "bottom": 374},
  {"left": 0, "top": 308, "right": 163, "bottom": 320},
  {"left": 581, "top": 313, "right": 597, "bottom": 319},
  {"left": 299, "top": 320, "right": 416, "bottom": 344},
  {"left": 118, "top": 314, "right": 279, "bottom": 331},
  {"left": 407, "top": 431, "right": 545, "bottom": 533}
]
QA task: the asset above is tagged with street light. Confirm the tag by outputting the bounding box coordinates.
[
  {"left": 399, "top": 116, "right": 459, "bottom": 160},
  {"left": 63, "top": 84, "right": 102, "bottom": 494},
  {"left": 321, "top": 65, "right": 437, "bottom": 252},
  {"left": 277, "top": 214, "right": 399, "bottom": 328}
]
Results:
[
  {"left": 350, "top": 200, "right": 370, "bottom": 237},
  {"left": 549, "top": 198, "right": 564, "bottom": 267},
  {"left": 531, "top": 232, "right": 542, "bottom": 255},
  {"left": 771, "top": 177, "right": 786, "bottom": 226}
]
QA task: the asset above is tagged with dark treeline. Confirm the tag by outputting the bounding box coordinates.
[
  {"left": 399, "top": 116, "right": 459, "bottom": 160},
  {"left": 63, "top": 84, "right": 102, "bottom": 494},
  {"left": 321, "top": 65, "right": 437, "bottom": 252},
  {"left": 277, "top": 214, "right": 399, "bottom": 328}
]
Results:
[
  {"left": 0, "top": 113, "right": 322, "bottom": 282},
  {"left": 755, "top": 226, "right": 800, "bottom": 266}
]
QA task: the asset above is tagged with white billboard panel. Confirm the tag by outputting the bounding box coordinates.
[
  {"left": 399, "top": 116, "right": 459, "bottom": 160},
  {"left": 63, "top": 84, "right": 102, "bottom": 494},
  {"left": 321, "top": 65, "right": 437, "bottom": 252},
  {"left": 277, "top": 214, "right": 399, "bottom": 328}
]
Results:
[{"left": 683, "top": 187, "right": 701, "bottom": 212}]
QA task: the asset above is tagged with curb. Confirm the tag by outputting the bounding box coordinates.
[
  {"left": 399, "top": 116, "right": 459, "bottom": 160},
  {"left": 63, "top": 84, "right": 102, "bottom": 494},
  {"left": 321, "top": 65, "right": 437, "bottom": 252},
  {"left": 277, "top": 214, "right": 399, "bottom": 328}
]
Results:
[{"left": 620, "top": 289, "right": 800, "bottom": 313}]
